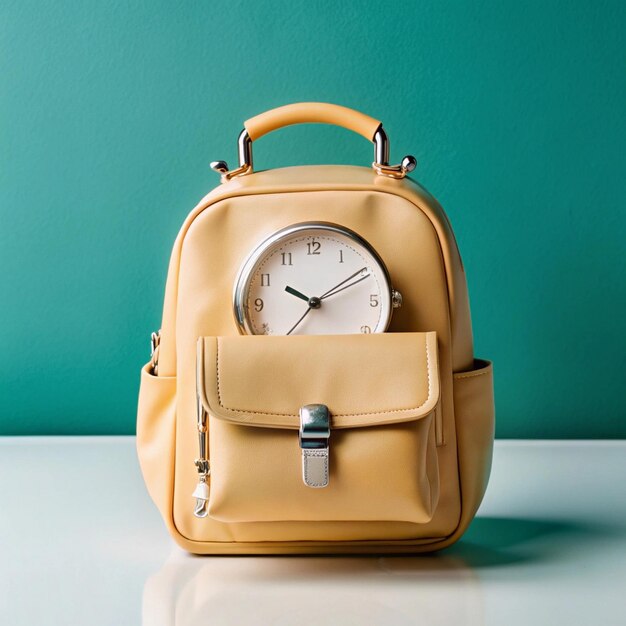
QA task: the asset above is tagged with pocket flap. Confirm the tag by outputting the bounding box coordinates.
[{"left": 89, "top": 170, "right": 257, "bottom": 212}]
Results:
[{"left": 197, "top": 332, "right": 439, "bottom": 429}]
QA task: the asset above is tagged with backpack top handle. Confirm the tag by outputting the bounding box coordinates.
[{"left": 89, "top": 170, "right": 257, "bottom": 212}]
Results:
[{"left": 210, "top": 102, "right": 416, "bottom": 182}]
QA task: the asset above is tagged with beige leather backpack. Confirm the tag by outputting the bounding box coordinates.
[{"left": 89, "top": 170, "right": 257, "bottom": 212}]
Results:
[{"left": 137, "top": 102, "right": 495, "bottom": 554}]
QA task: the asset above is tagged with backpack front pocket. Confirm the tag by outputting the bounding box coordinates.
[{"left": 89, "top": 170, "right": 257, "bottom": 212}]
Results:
[{"left": 195, "top": 332, "right": 441, "bottom": 524}]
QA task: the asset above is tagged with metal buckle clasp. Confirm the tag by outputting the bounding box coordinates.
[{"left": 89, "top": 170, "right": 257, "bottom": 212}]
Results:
[{"left": 299, "top": 404, "right": 330, "bottom": 488}]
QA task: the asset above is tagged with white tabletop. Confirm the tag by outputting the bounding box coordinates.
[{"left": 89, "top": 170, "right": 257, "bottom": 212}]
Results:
[{"left": 0, "top": 438, "right": 624, "bottom": 625}]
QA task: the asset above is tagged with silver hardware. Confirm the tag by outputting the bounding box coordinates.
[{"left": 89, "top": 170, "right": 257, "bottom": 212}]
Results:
[
  {"left": 372, "top": 155, "right": 417, "bottom": 179},
  {"left": 238, "top": 128, "right": 253, "bottom": 169},
  {"left": 299, "top": 404, "right": 330, "bottom": 488},
  {"left": 211, "top": 125, "right": 415, "bottom": 182},
  {"left": 374, "top": 127, "right": 390, "bottom": 166},
  {"left": 150, "top": 330, "right": 161, "bottom": 375},
  {"left": 193, "top": 385, "right": 210, "bottom": 518},
  {"left": 209, "top": 160, "right": 229, "bottom": 175},
  {"left": 233, "top": 222, "right": 397, "bottom": 335},
  {"left": 372, "top": 128, "right": 417, "bottom": 179},
  {"left": 210, "top": 130, "right": 253, "bottom": 182},
  {"left": 392, "top": 289, "right": 403, "bottom": 309}
]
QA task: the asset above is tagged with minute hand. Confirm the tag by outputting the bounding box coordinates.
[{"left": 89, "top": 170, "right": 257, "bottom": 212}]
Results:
[{"left": 320, "top": 268, "right": 370, "bottom": 300}]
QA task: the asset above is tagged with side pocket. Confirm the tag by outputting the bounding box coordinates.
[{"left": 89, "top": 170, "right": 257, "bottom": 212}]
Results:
[
  {"left": 453, "top": 360, "right": 495, "bottom": 533},
  {"left": 136, "top": 362, "right": 177, "bottom": 517}
]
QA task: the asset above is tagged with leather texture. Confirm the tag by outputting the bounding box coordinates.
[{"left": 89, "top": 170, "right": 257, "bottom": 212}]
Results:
[
  {"left": 136, "top": 103, "right": 495, "bottom": 554},
  {"left": 244, "top": 102, "right": 381, "bottom": 142}
]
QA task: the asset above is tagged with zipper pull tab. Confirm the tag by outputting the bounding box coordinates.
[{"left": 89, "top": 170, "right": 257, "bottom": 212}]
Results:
[{"left": 192, "top": 458, "right": 210, "bottom": 518}]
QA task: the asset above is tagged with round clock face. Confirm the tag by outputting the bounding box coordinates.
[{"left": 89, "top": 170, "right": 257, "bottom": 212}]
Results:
[{"left": 233, "top": 222, "right": 399, "bottom": 335}]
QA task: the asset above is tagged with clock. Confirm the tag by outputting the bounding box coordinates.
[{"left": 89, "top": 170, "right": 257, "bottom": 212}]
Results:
[{"left": 233, "top": 222, "right": 402, "bottom": 335}]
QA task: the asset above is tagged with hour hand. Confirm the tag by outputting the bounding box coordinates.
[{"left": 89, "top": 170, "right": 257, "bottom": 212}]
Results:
[{"left": 285, "top": 285, "right": 310, "bottom": 303}]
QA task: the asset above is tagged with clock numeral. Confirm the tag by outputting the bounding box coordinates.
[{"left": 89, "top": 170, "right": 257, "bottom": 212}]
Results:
[
  {"left": 307, "top": 240, "right": 321, "bottom": 255},
  {"left": 261, "top": 273, "right": 270, "bottom": 287},
  {"left": 369, "top": 294, "right": 379, "bottom": 307},
  {"left": 254, "top": 298, "right": 264, "bottom": 312},
  {"left": 360, "top": 325, "right": 372, "bottom": 334},
  {"left": 339, "top": 250, "right": 344, "bottom": 263},
  {"left": 281, "top": 252, "right": 293, "bottom": 266}
]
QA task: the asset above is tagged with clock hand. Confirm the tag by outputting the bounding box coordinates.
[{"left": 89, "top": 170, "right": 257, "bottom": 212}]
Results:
[
  {"left": 320, "top": 267, "right": 368, "bottom": 299},
  {"left": 285, "top": 285, "right": 310, "bottom": 302},
  {"left": 286, "top": 306, "right": 312, "bottom": 335},
  {"left": 285, "top": 285, "right": 323, "bottom": 335},
  {"left": 285, "top": 268, "right": 369, "bottom": 335},
  {"left": 320, "top": 272, "right": 370, "bottom": 300}
]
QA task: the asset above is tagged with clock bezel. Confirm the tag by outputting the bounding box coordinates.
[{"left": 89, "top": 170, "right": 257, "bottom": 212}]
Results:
[{"left": 232, "top": 221, "right": 395, "bottom": 336}]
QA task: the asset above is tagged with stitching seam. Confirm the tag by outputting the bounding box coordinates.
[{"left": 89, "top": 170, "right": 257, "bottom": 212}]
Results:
[
  {"left": 214, "top": 335, "right": 433, "bottom": 418},
  {"left": 303, "top": 449, "right": 328, "bottom": 487},
  {"left": 453, "top": 369, "right": 490, "bottom": 380}
]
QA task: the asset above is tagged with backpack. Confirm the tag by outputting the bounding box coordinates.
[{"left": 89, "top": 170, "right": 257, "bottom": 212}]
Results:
[{"left": 137, "top": 102, "right": 495, "bottom": 554}]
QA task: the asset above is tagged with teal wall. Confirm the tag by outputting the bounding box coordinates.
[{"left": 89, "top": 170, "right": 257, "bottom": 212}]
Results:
[{"left": 1, "top": 1, "right": 625, "bottom": 437}]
